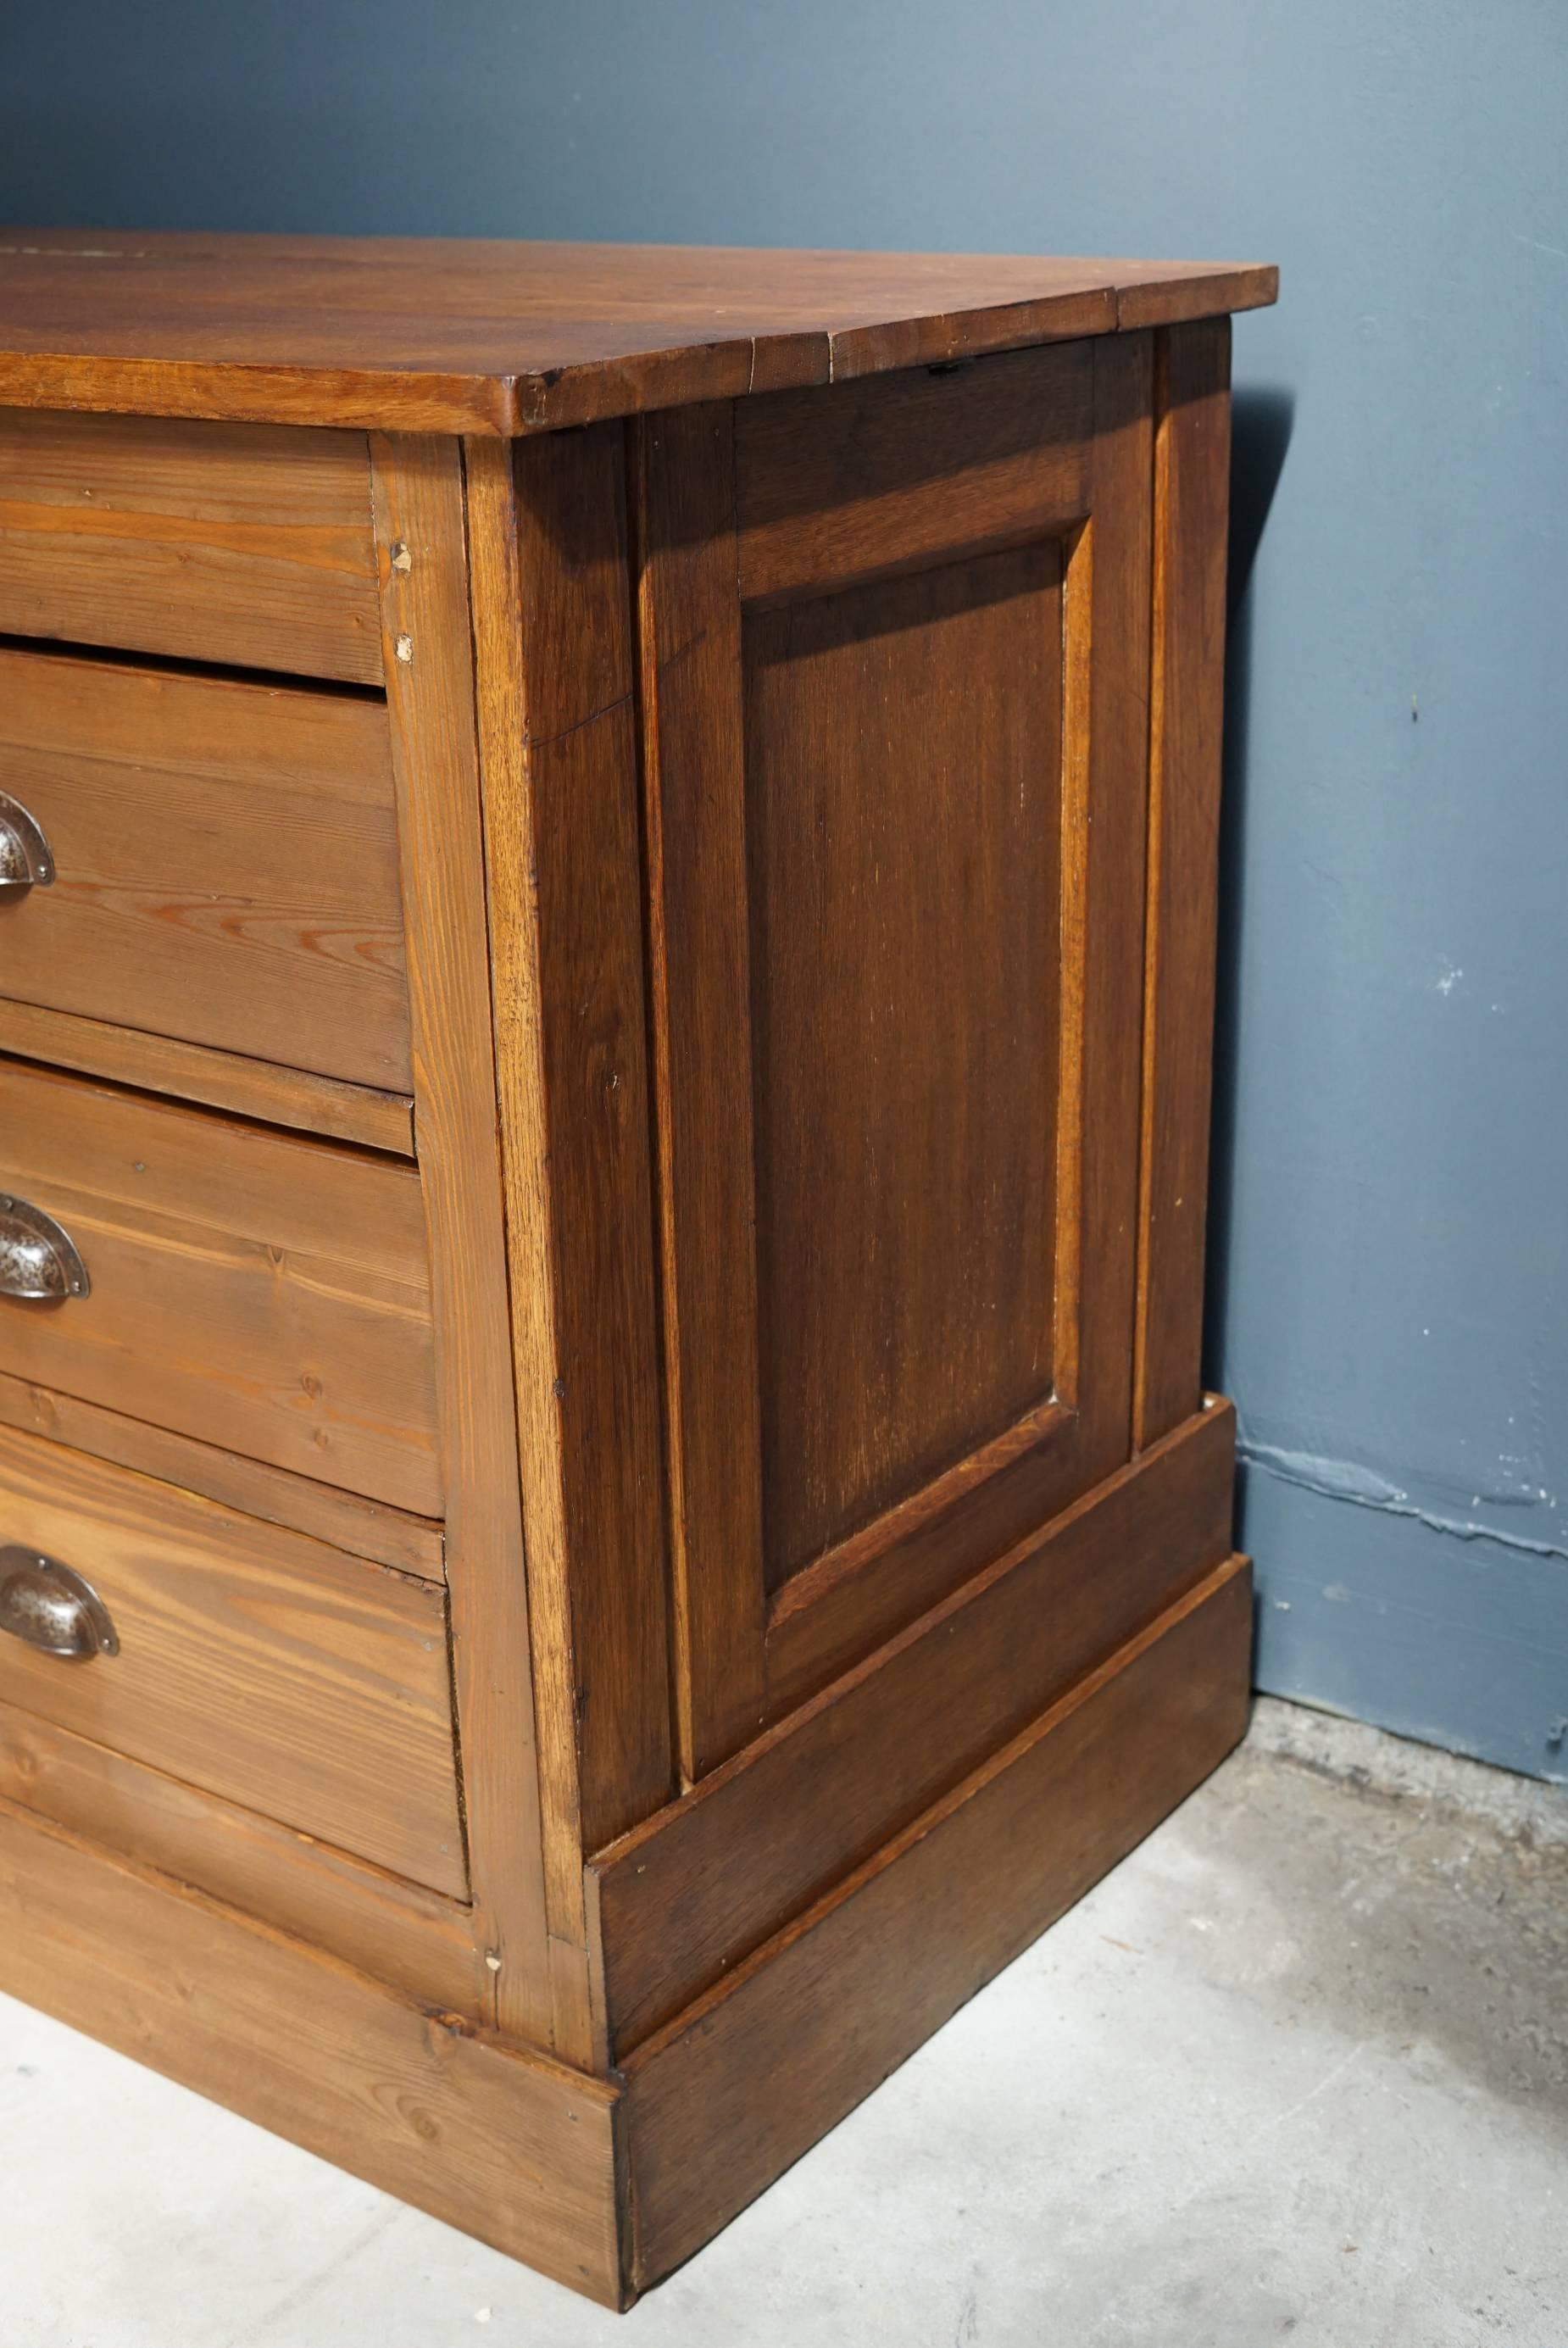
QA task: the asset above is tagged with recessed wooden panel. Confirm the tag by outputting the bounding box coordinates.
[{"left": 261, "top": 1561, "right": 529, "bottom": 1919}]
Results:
[
  {"left": 637, "top": 340, "right": 1153, "bottom": 1763},
  {"left": 0, "top": 409, "right": 383, "bottom": 682},
  {"left": 742, "top": 542, "right": 1064, "bottom": 1588},
  {"left": 0, "top": 1059, "right": 441, "bottom": 1513},
  {"left": 0, "top": 1421, "right": 464, "bottom": 1894},
  {"left": 0, "top": 644, "right": 410, "bottom": 1091}
]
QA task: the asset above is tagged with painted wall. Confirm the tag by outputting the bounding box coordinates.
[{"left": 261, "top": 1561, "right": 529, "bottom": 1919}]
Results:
[{"left": 3, "top": 2, "right": 1565, "bottom": 1778}]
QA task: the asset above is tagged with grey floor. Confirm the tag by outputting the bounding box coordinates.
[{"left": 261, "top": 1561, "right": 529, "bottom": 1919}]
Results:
[{"left": 4, "top": 1698, "right": 1565, "bottom": 2348}]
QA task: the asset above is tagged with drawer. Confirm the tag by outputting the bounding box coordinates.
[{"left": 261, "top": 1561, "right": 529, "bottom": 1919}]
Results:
[
  {"left": 0, "top": 1060, "right": 441, "bottom": 1515},
  {"left": 0, "top": 1420, "right": 464, "bottom": 1895},
  {"left": 0, "top": 644, "right": 410, "bottom": 1091},
  {"left": 0, "top": 408, "right": 382, "bottom": 684}
]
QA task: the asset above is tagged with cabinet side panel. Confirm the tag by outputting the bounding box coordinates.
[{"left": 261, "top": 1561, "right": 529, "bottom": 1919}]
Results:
[
  {"left": 743, "top": 545, "right": 1065, "bottom": 1586},
  {"left": 1134, "top": 319, "right": 1233, "bottom": 1449},
  {"left": 637, "top": 340, "right": 1154, "bottom": 1748}
]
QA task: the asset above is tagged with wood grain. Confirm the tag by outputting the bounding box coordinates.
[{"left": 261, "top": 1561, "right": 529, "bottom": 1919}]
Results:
[
  {"left": 632, "top": 401, "right": 770, "bottom": 1777},
  {"left": 0, "top": 409, "right": 382, "bottom": 681},
  {"left": 0, "top": 1058, "right": 441, "bottom": 1512},
  {"left": 590, "top": 1398, "right": 1236, "bottom": 2053},
  {"left": 1134, "top": 320, "right": 1233, "bottom": 1450},
  {"left": 0, "top": 235, "right": 1276, "bottom": 435},
  {"left": 370, "top": 435, "right": 553, "bottom": 2047},
  {"left": 467, "top": 427, "right": 673, "bottom": 2063},
  {"left": 637, "top": 340, "right": 1154, "bottom": 1746},
  {"left": 0, "top": 1798, "right": 626, "bottom": 2305},
  {"left": 0, "top": 643, "right": 409, "bottom": 1088},
  {"left": 0, "top": 1369, "right": 444, "bottom": 1580},
  {"left": 0, "top": 246, "right": 1263, "bottom": 2306},
  {"left": 0, "top": 1706, "right": 482, "bottom": 2013},
  {"left": 745, "top": 544, "right": 1065, "bottom": 1587},
  {"left": 0, "top": 999, "right": 414, "bottom": 1155},
  {"left": 735, "top": 339, "right": 1091, "bottom": 603},
  {"left": 620, "top": 1552, "right": 1253, "bottom": 2290},
  {"left": 0, "top": 1421, "right": 464, "bottom": 1893}
]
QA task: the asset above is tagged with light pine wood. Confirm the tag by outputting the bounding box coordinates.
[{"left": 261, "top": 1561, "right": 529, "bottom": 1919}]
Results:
[
  {"left": 0, "top": 999, "right": 414, "bottom": 1155},
  {"left": 0, "top": 1058, "right": 441, "bottom": 1512},
  {"left": 0, "top": 1799, "right": 626, "bottom": 2305},
  {"left": 1134, "top": 319, "right": 1234, "bottom": 1449},
  {"left": 0, "top": 643, "right": 410, "bottom": 1088},
  {"left": 467, "top": 426, "right": 672, "bottom": 2065},
  {"left": 0, "top": 1421, "right": 465, "bottom": 1892},
  {"left": 368, "top": 434, "right": 553, "bottom": 2049},
  {"left": 0, "top": 236, "right": 1276, "bottom": 435},
  {"left": 589, "top": 1399, "right": 1236, "bottom": 2055},
  {"left": 620, "top": 1554, "right": 1252, "bottom": 2291},
  {"left": 0, "top": 1707, "right": 483, "bottom": 2013},
  {"left": 0, "top": 409, "right": 383, "bottom": 681},
  {"left": 0, "top": 1370, "right": 444, "bottom": 1580}
]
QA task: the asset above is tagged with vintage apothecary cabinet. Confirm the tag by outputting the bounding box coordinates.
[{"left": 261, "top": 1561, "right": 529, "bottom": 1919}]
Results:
[{"left": 0, "top": 236, "right": 1276, "bottom": 2305}]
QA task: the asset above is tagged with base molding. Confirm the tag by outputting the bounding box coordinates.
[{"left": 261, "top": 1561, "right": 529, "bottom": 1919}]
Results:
[
  {"left": 592, "top": 1398, "right": 1237, "bottom": 2053},
  {"left": 620, "top": 1551, "right": 1251, "bottom": 2290},
  {"left": 0, "top": 1795, "right": 626, "bottom": 2306},
  {"left": 0, "top": 1545, "right": 1251, "bottom": 2310}
]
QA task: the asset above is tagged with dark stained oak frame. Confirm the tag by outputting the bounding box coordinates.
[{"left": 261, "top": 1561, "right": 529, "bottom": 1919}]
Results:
[
  {"left": 636, "top": 338, "right": 1155, "bottom": 1771},
  {"left": 0, "top": 242, "right": 1269, "bottom": 2306}
]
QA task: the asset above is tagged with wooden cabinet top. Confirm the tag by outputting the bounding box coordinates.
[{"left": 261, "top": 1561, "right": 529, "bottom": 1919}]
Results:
[{"left": 0, "top": 232, "right": 1276, "bottom": 436}]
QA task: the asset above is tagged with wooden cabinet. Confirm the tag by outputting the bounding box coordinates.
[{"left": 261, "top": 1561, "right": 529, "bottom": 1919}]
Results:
[{"left": 0, "top": 236, "right": 1276, "bottom": 2307}]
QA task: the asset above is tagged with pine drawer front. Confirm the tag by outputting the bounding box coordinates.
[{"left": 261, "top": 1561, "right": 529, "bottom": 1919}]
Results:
[
  {"left": 0, "top": 645, "right": 410, "bottom": 1091},
  {"left": 0, "top": 1060, "right": 442, "bottom": 1516},
  {"left": 0, "top": 409, "right": 382, "bottom": 684},
  {"left": 0, "top": 1421, "right": 465, "bottom": 1895}
]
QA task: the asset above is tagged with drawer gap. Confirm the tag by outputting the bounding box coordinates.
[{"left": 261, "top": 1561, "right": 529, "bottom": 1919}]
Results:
[
  {"left": 0, "top": 1694, "right": 475, "bottom": 1915},
  {"left": 0, "top": 1010, "right": 415, "bottom": 1160},
  {"left": 0, "top": 1366, "right": 445, "bottom": 1582},
  {"left": 0, "top": 627, "right": 388, "bottom": 704},
  {"left": 0, "top": 1047, "right": 414, "bottom": 1171}
]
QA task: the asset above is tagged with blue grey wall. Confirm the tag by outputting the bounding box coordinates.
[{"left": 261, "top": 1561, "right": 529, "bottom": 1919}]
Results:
[{"left": 3, "top": 2, "right": 1565, "bottom": 1778}]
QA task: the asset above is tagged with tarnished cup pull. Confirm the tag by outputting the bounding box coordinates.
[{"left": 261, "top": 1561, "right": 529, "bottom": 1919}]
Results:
[
  {"left": 0, "top": 1547, "right": 119, "bottom": 1660},
  {"left": 0, "top": 1194, "right": 91, "bottom": 1299},
  {"left": 0, "top": 789, "right": 53, "bottom": 888}
]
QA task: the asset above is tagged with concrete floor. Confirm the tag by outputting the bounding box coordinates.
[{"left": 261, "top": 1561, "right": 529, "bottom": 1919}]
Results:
[{"left": 3, "top": 1698, "right": 1565, "bottom": 2347}]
